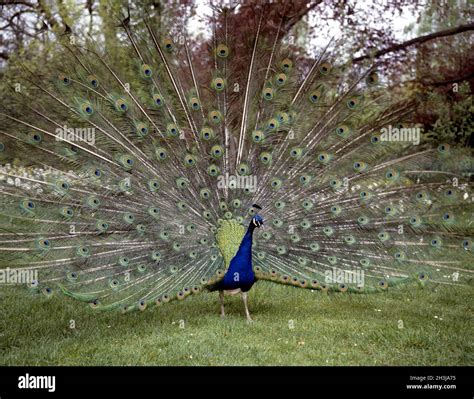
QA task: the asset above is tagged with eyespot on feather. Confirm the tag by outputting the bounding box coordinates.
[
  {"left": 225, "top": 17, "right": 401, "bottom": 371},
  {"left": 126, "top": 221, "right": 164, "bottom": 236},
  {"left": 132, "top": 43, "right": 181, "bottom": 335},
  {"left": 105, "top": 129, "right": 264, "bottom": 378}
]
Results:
[{"left": 216, "top": 43, "right": 229, "bottom": 58}]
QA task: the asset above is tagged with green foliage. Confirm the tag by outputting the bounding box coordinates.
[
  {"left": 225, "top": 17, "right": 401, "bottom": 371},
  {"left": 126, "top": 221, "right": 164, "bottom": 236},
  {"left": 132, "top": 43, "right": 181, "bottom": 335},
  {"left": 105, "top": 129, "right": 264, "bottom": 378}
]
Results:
[{"left": 424, "top": 82, "right": 473, "bottom": 146}]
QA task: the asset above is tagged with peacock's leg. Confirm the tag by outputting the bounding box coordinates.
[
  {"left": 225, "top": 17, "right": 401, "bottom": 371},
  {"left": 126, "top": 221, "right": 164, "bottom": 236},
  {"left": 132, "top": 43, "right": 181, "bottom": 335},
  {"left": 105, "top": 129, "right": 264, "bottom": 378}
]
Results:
[
  {"left": 241, "top": 292, "right": 253, "bottom": 323},
  {"left": 219, "top": 290, "right": 225, "bottom": 318}
]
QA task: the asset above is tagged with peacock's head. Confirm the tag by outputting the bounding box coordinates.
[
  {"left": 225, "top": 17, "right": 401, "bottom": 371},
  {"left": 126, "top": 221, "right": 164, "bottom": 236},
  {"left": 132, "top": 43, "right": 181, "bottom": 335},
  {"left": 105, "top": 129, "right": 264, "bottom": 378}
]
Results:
[{"left": 252, "top": 214, "right": 264, "bottom": 228}]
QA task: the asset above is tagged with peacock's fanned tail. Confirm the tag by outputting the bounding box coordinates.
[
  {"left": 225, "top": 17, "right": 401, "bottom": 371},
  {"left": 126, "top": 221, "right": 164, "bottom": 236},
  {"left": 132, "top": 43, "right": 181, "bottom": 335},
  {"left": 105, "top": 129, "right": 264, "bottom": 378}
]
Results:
[{"left": 0, "top": 6, "right": 472, "bottom": 312}]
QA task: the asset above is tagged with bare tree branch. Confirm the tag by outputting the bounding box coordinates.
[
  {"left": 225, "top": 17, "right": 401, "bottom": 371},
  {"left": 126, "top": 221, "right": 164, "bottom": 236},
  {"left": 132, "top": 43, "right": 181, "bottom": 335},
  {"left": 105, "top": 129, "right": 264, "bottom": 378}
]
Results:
[
  {"left": 0, "top": 9, "right": 37, "bottom": 29},
  {"left": 406, "top": 71, "right": 474, "bottom": 88},
  {"left": 353, "top": 23, "right": 474, "bottom": 63},
  {"left": 0, "top": 1, "right": 35, "bottom": 6},
  {"left": 285, "top": 0, "right": 323, "bottom": 31}
]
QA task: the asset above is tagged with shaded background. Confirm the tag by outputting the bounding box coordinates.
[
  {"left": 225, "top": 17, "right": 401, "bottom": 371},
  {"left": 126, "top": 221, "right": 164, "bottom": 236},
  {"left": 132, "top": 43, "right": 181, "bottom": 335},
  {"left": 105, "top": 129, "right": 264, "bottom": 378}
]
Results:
[{"left": 0, "top": 0, "right": 472, "bottom": 164}]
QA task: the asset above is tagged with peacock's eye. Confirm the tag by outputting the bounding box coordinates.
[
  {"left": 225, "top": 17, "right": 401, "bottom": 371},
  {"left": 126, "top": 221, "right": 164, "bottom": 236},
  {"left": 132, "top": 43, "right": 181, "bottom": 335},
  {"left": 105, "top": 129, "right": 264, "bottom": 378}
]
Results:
[
  {"left": 252, "top": 131, "right": 263, "bottom": 142},
  {"left": 263, "top": 87, "right": 274, "bottom": 100},
  {"left": 156, "top": 147, "right": 168, "bottom": 161},
  {"left": 207, "top": 164, "right": 219, "bottom": 176},
  {"left": 211, "top": 145, "right": 223, "bottom": 158}
]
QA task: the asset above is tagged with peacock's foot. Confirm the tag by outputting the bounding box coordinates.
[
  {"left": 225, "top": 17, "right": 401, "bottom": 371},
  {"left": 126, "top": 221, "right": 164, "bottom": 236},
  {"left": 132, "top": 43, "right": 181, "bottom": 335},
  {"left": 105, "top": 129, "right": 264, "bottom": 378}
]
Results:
[
  {"left": 220, "top": 313, "right": 225, "bottom": 318},
  {"left": 246, "top": 317, "right": 253, "bottom": 324}
]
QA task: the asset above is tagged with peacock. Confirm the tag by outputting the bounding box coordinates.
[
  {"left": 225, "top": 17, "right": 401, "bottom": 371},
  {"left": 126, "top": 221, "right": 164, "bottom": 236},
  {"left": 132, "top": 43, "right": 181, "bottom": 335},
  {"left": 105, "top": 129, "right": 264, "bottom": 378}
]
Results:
[{"left": 0, "top": 3, "right": 472, "bottom": 324}]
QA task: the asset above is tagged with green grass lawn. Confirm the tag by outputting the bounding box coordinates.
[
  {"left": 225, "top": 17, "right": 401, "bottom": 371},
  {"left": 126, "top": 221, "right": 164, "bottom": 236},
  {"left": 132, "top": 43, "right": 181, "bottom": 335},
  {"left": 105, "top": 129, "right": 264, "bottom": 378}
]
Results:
[{"left": 0, "top": 281, "right": 472, "bottom": 365}]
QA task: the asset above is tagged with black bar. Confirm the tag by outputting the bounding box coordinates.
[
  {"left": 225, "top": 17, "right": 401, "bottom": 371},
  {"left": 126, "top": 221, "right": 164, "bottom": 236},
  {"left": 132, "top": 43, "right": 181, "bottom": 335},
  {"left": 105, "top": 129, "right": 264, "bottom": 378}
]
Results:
[{"left": 0, "top": 366, "right": 472, "bottom": 397}]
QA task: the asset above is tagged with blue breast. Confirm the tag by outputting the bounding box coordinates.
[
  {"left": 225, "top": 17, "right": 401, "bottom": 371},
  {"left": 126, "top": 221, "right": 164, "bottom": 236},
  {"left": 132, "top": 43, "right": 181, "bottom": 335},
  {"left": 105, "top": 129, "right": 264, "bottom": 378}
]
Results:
[{"left": 218, "top": 227, "right": 256, "bottom": 292}]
